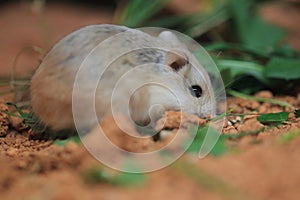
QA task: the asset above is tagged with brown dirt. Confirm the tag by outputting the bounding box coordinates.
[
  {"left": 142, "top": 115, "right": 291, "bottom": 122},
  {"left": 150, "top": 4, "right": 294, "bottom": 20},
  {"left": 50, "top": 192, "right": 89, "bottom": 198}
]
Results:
[
  {"left": 0, "top": 91, "right": 299, "bottom": 200},
  {"left": 1, "top": 1, "right": 300, "bottom": 200}
]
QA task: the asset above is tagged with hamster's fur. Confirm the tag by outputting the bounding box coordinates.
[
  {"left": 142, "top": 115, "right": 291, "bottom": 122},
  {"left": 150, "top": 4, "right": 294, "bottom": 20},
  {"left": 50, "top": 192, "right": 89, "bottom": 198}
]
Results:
[{"left": 30, "top": 24, "right": 216, "bottom": 131}]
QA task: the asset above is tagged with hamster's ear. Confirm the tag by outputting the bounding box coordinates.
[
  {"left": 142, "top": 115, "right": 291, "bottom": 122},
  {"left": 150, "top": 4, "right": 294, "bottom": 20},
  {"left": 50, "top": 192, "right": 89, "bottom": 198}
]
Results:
[
  {"left": 164, "top": 51, "right": 191, "bottom": 77},
  {"left": 158, "top": 31, "right": 182, "bottom": 47}
]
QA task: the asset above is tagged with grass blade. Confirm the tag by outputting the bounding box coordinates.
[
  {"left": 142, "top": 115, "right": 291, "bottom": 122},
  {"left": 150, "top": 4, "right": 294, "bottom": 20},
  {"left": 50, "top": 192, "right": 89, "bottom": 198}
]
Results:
[
  {"left": 265, "top": 57, "right": 300, "bottom": 80},
  {"left": 118, "top": 0, "right": 170, "bottom": 27},
  {"left": 185, "top": 4, "right": 229, "bottom": 37},
  {"left": 228, "top": 90, "right": 294, "bottom": 108}
]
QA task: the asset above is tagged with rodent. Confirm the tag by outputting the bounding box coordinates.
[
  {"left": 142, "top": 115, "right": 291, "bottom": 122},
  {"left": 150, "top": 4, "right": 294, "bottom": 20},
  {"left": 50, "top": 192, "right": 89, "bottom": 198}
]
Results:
[{"left": 30, "top": 24, "right": 216, "bottom": 132}]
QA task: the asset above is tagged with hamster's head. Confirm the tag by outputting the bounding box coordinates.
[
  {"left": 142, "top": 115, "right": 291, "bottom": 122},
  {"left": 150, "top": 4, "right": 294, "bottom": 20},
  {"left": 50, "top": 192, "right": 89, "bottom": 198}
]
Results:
[
  {"left": 147, "top": 51, "right": 215, "bottom": 120},
  {"left": 129, "top": 31, "right": 216, "bottom": 126}
]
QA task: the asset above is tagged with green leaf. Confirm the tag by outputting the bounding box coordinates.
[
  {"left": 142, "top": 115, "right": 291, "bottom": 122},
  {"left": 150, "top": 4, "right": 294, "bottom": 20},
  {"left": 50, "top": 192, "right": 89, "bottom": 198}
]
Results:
[
  {"left": 295, "top": 109, "right": 300, "bottom": 118},
  {"left": 257, "top": 112, "right": 289, "bottom": 125},
  {"left": 81, "top": 166, "right": 146, "bottom": 186},
  {"left": 187, "top": 126, "right": 227, "bottom": 157},
  {"left": 279, "top": 129, "right": 300, "bottom": 144},
  {"left": 118, "top": 0, "right": 170, "bottom": 27},
  {"left": 211, "top": 108, "right": 235, "bottom": 122},
  {"left": 112, "top": 172, "right": 146, "bottom": 187},
  {"left": 184, "top": 4, "right": 229, "bottom": 37},
  {"left": 211, "top": 135, "right": 227, "bottom": 157},
  {"left": 54, "top": 136, "right": 81, "bottom": 146},
  {"left": 205, "top": 42, "right": 269, "bottom": 57},
  {"left": 216, "top": 59, "right": 269, "bottom": 85},
  {"left": 265, "top": 57, "right": 300, "bottom": 80},
  {"left": 228, "top": 0, "right": 285, "bottom": 51},
  {"left": 147, "top": 0, "right": 229, "bottom": 37},
  {"left": 82, "top": 167, "right": 113, "bottom": 184},
  {"left": 146, "top": 14, "right": 194, "bottom": 28}
]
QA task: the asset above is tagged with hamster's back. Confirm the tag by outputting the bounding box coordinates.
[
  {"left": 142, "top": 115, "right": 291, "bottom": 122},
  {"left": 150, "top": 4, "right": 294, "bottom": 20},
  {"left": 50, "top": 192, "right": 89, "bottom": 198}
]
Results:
[
  {"left": 30, "top": 24, "right": 172, "bottom": 130},
  {"left": 30, "top": 25, "right": 130, "bottom": 130}
]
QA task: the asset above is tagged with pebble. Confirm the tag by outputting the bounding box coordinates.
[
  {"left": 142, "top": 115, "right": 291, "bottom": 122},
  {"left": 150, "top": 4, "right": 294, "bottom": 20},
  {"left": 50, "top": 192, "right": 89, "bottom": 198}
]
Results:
[
  {"left": 6, "top": 147, "right": 18, "bottom": 157},
  {"left": 255, "top": 90, "right": 273, "bottom": 98}
]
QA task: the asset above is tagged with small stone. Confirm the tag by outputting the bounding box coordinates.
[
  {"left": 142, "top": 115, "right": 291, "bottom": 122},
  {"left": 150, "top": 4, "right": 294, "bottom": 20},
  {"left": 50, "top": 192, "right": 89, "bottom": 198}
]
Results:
[
  {"left": 23, "top": 141, "right": 31, "bottom": 147},
  {"left": 64, "top": 141, "right": 78, "bottom": 153},
  {"left": 230, "top": 118, "right": 237, "bottom": 123},
  {"left": 223, "top": 126, "right": 238, "bottom": 134},
  {"left": 0, "top": 104, "right": 10, "bottom": 137},
  {"left": 198, "top": 118, "right": 207, "bottom": 126},
  {"left": 0, "top": 126, "right": 8, "bottom": 137},
  {"left": 9, "top": 114, "right": 27, "bottom": 131},
  {"left": 288, "top": 112, "right": 295, "bottom": 120},
  {"left": 227, "top": 120, "right": 233, "bottom": 126},
  {"left": 17, "top": 160, "right": 28, "bottom": 169},
  {"left": 6, "top": 147, "right": 18, "bottom": 157},
  {"left": 236, "top": 116, "right": 242, "bottom": 122},
  {"left": 255, "top": 90, "right": 273, "bottom": 98}
]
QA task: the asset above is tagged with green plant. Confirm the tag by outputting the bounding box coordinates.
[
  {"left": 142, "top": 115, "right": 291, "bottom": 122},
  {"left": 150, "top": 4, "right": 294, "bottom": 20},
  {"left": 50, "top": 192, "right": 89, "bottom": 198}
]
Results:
[
  {"left": 82, "top": 166, "right": 146, "bottom": 186},
  {"left": 257, "top": 112, "right": 289, "bottom": 125},
  {"left": 172, "top": 159, "right": 252, "bottom": 200},
  {"left": 116, "top": 0, "right": 300, "bottom": 94},
  {"left": 54, "top": 136, "right": 81, "bottom": 146},
  {"left": 4, "top": 102, "right": 41, "bottom": 131},
  {"left": 187, "top": 125, "right": 228, "bottom": 157},
  {"left": 279, "top": 129, "right": 300, "bottom": 144},
  {"left": 115, "top": 0, "right": 170, "bottom": 27},
  {"left": 205, "top": 0, "right": 300, "bottom": 94}
]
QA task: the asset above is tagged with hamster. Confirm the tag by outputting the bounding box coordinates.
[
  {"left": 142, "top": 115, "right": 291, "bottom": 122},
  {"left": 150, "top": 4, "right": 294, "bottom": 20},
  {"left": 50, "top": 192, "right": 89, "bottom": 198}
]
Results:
[{"left": 30, "top": 24, "right": 216, "bottom": 132}]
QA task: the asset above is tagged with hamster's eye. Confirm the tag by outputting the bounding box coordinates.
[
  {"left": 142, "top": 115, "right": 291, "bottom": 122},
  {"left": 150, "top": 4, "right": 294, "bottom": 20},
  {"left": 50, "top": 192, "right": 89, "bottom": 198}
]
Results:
[{"left": 190, "top": 85, "right": 202, "bottom": 98}]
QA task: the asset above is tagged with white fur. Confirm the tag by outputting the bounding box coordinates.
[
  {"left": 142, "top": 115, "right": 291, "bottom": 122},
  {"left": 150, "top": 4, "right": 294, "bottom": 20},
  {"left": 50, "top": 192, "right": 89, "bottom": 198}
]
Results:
[{"left": 30, "top": 24, "right": 216, "bottom": 131}]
